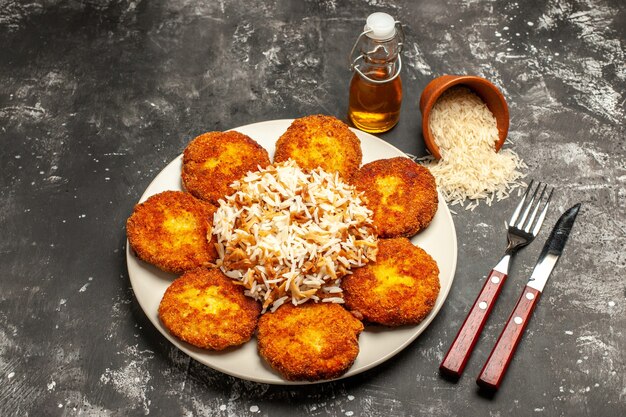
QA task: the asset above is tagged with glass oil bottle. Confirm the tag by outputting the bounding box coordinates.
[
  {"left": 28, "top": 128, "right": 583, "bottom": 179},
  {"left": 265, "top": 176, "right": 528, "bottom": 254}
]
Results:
[{"left": 348, "top": 12, "right": 404, "bottom": 133}]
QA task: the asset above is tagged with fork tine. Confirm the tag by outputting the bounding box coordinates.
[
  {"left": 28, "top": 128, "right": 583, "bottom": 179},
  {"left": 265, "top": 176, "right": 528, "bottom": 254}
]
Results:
[
  {"left": 531, "top": 187, "right": 554, "bottom": 236},
  {"left": 509, "top": 180, "right": 534, "bottom": 226},
  {"left": 523, "top": 183, "right": 547, "bottom": 232},
  {"left": 515, "top": 181, "right": 541, "bottom": 228}
]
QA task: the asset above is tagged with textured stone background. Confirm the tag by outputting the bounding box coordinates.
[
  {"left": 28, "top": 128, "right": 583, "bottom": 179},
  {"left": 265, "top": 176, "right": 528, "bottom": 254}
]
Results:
[{"left": 0, "top": 0, "right": 624, "bottom": 416}]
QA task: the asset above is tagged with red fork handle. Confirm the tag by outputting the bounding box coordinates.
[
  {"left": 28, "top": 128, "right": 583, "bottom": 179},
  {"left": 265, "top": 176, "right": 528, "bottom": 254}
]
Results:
[
  {"left": 477, "top": 285, "right": 541, "bottom": 391},
  {"left": 439, "top": 269, "right": 508, "bottom": 379}
]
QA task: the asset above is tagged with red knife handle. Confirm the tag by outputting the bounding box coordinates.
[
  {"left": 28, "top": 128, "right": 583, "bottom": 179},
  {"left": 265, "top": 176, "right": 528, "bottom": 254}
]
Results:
[
  {"left": 440, "top": 269, "right": 508, "bottom": 379},
  {"left": 477, "top": 285, "right": 541, "bottom": 391}
]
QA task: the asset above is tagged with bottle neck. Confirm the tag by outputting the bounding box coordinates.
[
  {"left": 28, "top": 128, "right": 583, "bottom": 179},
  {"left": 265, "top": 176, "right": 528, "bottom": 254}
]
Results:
[
  {"left": 359, "top": 36, "right": 401, "bottom": 63},
  {"left": 350, "top": 33, "right": 403, "bottom": 84}
]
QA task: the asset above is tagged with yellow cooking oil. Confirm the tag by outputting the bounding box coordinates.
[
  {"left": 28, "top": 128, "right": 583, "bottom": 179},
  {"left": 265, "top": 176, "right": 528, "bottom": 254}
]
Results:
[{"left": 349, "top": 67, "right": 402, "bottom": 133}]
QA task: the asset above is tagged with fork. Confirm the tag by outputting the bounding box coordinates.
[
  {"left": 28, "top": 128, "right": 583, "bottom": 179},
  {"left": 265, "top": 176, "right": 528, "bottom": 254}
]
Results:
[{"left": 439, "top": 180, "right": 553, "bottom": 379}]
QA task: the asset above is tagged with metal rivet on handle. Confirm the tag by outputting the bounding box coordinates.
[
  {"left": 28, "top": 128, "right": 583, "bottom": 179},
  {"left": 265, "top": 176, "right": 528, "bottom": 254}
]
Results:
[
  {"left": 514, "top": 316, "right": 523, "bottom": 325},
  {"left": 526, "top": 292, "right": 535, "bottom": 300},
  {"left": 491, "top": 276, "right": 500, "bottom": 284},
  {"left": 479, "top": 301, "right": 488, "bottom": 310}
]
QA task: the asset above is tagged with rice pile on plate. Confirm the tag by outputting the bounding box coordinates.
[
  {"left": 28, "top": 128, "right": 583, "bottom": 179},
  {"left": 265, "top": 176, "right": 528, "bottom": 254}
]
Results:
[
  {"left": 213, "top": 159, "right": 378, "bottom": 312},
  {"left": 419, "top": 86, "right": 526, "bottom": 211}
]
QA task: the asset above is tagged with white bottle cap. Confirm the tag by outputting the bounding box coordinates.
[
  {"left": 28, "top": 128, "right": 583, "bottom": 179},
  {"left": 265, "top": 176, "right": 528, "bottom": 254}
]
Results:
[{"left": 364, "top": 12, "right": 396, "bottom": 40}]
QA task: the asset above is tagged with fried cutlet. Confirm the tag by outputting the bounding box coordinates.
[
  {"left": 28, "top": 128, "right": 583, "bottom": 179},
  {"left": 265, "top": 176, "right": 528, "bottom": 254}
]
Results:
[
  {"left": 351, "top": 157, "right": 438, "bottom": 238},
  {"left": 273, "top": 115, "right": 362, "bottom": 179},
  {"left": 257, "top": 302, "right": 364, "bottom": 381},
  {"left": 342, "top": 237, "right": 440, "bottom": 326},
  {"left": 126, "top": 191, "right": 218, "bottom": 274},
  {"left": 182, "top": 131, "right": 270, "bottom": 204},
  {"left": 158, "top": 268, "right": 261, "bottom": 350}
]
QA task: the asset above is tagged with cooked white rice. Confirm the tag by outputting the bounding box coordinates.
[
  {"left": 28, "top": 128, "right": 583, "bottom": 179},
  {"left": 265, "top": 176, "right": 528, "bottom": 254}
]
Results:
[
  {"left": 213, "top": 159, "right": 378, "bottom": 312},
  {"left": 418, "top": 86, "right": 526, "bottom": 210}
]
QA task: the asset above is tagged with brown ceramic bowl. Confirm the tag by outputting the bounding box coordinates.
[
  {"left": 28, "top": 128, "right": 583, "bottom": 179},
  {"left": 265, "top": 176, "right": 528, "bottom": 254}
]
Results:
[{"left": 419, "top": 75, "right": 510, "bottom": 160}]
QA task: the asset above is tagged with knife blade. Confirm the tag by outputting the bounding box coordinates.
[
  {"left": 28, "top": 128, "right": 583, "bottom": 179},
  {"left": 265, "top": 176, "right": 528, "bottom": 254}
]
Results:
[
  {"left": 476, "top": 203, "right": 581, "bottom": 391},
  {"left": 527, "top": 203, "right": 581, "bottom": 292}
]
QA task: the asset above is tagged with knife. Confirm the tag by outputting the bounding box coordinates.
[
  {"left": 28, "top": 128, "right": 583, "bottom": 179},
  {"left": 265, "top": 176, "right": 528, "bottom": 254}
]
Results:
[{"left": 476, "top": 203, "right": 581, "bottom": 391}]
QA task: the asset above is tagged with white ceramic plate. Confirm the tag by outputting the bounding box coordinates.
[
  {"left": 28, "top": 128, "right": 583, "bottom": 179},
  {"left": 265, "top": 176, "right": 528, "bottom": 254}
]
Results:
[{"left": 126, "top": 119, "right": 457, "bottom": 385}]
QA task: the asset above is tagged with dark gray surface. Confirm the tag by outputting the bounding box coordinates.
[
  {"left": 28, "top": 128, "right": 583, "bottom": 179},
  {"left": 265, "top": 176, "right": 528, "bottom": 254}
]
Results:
[{"left": 1, "top": 0, "right": 624, "bottom": 416}]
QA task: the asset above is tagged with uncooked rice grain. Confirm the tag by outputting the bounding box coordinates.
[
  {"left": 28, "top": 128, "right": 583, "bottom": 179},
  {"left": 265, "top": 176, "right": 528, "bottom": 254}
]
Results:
[{"left": 418, "top": 86, "right": 526, "bottom": 210}]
